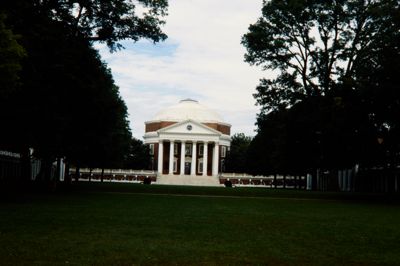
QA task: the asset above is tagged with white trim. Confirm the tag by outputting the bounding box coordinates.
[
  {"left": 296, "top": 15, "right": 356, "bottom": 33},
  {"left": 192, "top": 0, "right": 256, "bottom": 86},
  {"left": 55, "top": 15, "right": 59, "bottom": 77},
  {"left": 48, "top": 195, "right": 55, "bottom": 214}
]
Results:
[
  {"left": 159, "top": 134, "right": 220, "bottom": 143},
  {"left": 157, "top": 141, "right": 163, "bottom": 175},
  {"left": 191, "top": 142, "right": 197, "bottom": 175},
  {"left": 144, "top": 121, "right": 230, "bottom": 145},
  {"left": 169, "top": 141, "right": 174, "bottom": 175},
  {"left": 158, "top": 119, "right": 222, "bottom": 135},
  {"left": 180, "top": 142, "right": 185, "bottom": 175},
  {"left": 203, "top": 142, "right": 208, "bottom": 176},
  {"left": 145, "top": 119, "right": 232, "bottom": 128},
  {"left": 212, "top": 142, "right": 219, "bottom": 176}
]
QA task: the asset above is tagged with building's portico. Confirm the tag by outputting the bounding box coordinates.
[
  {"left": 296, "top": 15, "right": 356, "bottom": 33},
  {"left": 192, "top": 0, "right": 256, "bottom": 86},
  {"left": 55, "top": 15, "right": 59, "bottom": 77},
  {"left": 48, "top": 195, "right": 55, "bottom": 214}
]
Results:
[
  {"left": 144, "top": 99, "right": 231, "bottom": 183},
  {"left": 145, "top": 119, "right": 230, "bottom": 177}
]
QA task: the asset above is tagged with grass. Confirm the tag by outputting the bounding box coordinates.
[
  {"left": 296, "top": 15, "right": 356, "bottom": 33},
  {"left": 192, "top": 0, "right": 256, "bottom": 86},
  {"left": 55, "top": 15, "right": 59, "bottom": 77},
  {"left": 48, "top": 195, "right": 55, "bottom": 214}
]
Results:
[{"left": 1, "top": 183, "right": 400, "bottom": 265}]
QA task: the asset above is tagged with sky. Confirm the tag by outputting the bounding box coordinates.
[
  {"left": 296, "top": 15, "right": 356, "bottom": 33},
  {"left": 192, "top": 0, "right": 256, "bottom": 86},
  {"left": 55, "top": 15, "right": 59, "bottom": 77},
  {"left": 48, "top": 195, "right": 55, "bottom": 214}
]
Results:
[{"left": 98, "top": 0, "right": 267, "bottom": 139}]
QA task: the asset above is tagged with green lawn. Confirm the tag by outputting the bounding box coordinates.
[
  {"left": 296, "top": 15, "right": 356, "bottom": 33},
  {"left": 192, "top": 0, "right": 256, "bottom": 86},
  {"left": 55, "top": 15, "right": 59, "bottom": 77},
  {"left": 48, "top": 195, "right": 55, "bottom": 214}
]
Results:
[{"left": 1, "top": 183, "right": 400, "bottom": 265}]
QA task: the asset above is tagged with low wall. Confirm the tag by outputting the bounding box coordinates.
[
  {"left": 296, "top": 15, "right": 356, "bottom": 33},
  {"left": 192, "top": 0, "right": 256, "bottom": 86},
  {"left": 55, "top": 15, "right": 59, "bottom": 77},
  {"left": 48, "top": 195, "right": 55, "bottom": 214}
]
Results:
[
  {"left": 68, "top": 169, "right": 307, "bottom": 188},
  {"left": 69, "top": 168, "right": 157, "bottom": 183},
  {"left": 220, "top": 173, "right": 307, "bottom": 188}
]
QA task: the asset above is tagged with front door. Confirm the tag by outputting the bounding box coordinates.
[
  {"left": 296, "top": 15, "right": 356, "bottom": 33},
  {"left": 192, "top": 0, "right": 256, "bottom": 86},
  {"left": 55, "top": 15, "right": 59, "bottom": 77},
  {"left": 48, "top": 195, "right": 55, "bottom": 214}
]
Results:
[{"left": 184, "top": 162, "right": 191, "bottom": 175}]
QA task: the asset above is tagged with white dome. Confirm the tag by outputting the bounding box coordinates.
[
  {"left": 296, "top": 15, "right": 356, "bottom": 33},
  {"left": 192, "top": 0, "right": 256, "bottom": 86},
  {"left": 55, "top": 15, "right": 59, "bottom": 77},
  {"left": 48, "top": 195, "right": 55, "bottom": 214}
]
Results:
[{"left": 152, "top": 99, "right": 225, "bottom": 123}]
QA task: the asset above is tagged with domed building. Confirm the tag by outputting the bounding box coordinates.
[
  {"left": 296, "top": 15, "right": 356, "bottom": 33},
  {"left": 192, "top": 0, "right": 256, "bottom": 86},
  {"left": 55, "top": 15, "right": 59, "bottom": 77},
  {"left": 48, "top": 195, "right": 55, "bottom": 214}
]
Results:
[{"left": 144, "top": 99, "right": 231, "bottom": 185}]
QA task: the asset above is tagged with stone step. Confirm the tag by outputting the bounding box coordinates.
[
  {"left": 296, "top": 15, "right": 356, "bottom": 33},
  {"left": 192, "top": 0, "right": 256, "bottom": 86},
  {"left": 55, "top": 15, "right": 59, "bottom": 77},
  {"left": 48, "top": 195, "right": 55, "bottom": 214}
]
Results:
[{"left": 156, "top": 174, "right": 221, "bottom": 187}]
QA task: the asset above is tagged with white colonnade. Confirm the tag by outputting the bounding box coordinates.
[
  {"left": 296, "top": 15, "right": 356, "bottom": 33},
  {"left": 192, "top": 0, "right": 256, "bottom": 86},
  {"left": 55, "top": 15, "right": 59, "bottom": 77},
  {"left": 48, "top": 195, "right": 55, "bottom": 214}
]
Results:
[{"left": 156, "top": 140, "right": 220, "bottom": 177}]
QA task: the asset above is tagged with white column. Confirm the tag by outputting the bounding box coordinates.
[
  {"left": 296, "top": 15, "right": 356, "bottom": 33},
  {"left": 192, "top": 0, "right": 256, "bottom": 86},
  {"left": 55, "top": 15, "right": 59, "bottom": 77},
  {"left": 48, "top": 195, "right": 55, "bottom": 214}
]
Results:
[
  {"left": 203, "top": 142, "right": 208, "bottom": 176},
  {"left": 169, "top": 140, "right": 174, "bottom": 175},
  {"left": 306, "top": 173, "right": 312, "bottom": 190},
  {"left": 180, "top": 141, "right": 185, "bottom": 175},
  {"left": 212, "top": 142, "right": 219, "bottom": 176},
  {"left": 191, "top": 142, "right": 197, "bottom": 176},
  {"left": 157, "top": 141, "right": 163, "bottom": 175}
]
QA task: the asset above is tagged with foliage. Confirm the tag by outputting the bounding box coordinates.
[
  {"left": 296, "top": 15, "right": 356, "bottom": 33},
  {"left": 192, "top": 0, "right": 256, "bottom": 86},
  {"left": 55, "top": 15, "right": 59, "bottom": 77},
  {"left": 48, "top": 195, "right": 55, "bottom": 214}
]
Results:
[
  {"left": 355, "top": 2, "right": 400, "bottom": 168},
  {"left": 242, "top": 0, "right": 397, "bottom": 116},
  {"left": 0, "top": 13, "right": 25, "bottom": 97},
  {"left": 124, "top": 137, "right": 151, "bottom": 170},
  {"left": 0, "top": 0, "right": 168, "bottom": 179},
  {"left": 1, "top": 0, "right": 168, "bottom": 51},
  {"left": 225, "top": 133, "right": 252, "bottom": 173},
  {"left": 243, "top": 0, "right": 400, "bottom": 174},
  {"left": 0, "top": 13, "right": 26, "bottom": 152},
  {"left": 247, "top": 94, "right": 379, "bottom": 175}
]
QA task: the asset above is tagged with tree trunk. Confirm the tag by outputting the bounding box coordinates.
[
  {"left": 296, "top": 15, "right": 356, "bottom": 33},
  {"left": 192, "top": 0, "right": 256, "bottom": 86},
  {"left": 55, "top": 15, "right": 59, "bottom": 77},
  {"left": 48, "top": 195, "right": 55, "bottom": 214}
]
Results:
[
  {"left": 101, "top": 168, "right": 104, "bottom": 182},
  {"left": 274, "top": 174, "right": 277, "bottom": 189}
]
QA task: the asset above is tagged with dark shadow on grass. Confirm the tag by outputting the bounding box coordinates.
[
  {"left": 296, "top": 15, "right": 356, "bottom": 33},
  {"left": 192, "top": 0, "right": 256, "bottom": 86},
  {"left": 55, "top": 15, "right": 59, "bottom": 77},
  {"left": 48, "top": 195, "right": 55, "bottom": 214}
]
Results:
[{"left": 69, "top": 182, "right": 400, "bottom": 204}]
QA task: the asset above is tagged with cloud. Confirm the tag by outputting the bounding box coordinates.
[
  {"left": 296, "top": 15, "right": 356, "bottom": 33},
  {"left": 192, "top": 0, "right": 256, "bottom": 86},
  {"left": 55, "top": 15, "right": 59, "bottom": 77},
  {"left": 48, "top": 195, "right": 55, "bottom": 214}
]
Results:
[{"left": 98, "top": 0, "right": 268, "bottom": 139}]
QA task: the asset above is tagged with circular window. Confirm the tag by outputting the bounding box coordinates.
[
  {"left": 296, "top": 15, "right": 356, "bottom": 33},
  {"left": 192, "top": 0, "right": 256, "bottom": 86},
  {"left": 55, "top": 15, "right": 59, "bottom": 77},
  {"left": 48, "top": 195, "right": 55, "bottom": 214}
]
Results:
[{"left": 187, "top": 125, "right": 192, "bottom": 131}]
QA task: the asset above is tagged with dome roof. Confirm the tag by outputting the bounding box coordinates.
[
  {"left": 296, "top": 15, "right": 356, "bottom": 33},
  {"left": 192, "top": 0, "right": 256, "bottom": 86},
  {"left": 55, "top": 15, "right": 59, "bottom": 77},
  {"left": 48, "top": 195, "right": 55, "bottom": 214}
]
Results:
[{"left": 151, "top": 99, "right": 225, "bottom": 123}]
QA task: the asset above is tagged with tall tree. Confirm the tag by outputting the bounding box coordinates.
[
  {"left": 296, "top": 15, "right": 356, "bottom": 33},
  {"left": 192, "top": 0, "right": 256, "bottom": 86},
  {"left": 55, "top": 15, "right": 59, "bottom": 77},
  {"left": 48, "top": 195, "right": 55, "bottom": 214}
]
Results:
[
  {"left": 225, "top": 133, "right": 252, "bottom": 173},
  {"left": 124, "top": 138, "right": 150, "bottom": 170},
  {"left": 0, "top": 13, "right": 25, "bottom": 98},
  {"left": 1, "top": 0, "right": 168, "bottom": 51},
  {"left": 242, "top": 0, "right": 396, "bottom": 116},
  {"left": 0, "top": 13, "right": 26, "bottom": 151},
  {"left": 0, "top": 0, "right": 168, "bottom": 181},
  {"left": 243, "top": 0, "right": 400, "bottom": 176}
]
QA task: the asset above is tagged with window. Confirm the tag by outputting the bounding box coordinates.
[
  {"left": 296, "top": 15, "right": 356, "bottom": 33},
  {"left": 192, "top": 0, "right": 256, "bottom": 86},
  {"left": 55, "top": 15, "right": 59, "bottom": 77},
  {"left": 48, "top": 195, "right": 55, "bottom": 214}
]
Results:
[
  {"left": 220, "top": 159, "right": 225, "bottom": 172},
  {"left": 185, "top": 144, "right": 192, "bottom": 156},
  {"left": 199, "top": 144, "right": 204, "bottom": 156},
  {"left": 173, "top": 158, "right": 178, "bottom": 173},
  {"left": 221, "top": 146, "right": 227, "bottom": 158},
  {"left": 198, "top": 159, "right": 203, "bottom": 174},
  {"left": 149, "top": 144, "right": 154, "bottom": 155},
  {"left": 174, "top": 143, "right": 178, "bottom": 155}
]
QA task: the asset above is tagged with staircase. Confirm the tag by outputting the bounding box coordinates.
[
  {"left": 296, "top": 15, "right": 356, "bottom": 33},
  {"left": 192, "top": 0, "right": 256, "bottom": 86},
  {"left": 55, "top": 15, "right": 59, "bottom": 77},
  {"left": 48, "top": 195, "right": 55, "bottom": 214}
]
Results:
[{"left": 156, "top": 174, "right": 221, "bottom": 186}]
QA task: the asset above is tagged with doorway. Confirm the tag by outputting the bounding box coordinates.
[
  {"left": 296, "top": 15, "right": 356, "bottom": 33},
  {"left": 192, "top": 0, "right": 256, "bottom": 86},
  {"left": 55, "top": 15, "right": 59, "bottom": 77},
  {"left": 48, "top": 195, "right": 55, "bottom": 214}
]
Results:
[{"left": 184, "top": 162, "right": 191, "bottom": 175}]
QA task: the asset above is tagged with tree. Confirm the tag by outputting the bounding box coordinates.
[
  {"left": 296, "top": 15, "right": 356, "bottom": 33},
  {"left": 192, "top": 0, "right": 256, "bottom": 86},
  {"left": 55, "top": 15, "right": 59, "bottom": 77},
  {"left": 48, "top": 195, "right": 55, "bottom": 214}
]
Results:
[
  {"left": 23, "top": 31, "right": 133, "bottom": 181},
  {"left": 0, "top": 13, "right": 25, "bottom": 98},
  {"left": 0, "top": 13, "right": 26, "bottom": 152},
  {"left": 357, "top": 1, "right": 400, "bottom": 159},
  {"left": 225, "top": 133, "right": 252, "bottom": 173},
  {"left": 0, "top": 0, "right": 168, "bottom": 183},
  {"left": 1, "top": 0, "right": 168, "bottom": 51},
  {"left": 242, "top": 0, "right": 397, "bottom": 116},
  {"left": 124, "top": 138, "right": 150, "bottom": 170},
  {"left": 243, "top": 0, "right": 400, "bottom": 176}
]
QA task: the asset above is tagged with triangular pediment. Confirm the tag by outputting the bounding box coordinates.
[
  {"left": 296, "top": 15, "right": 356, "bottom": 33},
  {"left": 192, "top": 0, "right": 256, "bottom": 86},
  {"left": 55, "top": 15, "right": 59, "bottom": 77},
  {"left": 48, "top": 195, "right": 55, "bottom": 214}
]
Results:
[{"left": 158, "top": 119, "right": 220, "bottom": 135}]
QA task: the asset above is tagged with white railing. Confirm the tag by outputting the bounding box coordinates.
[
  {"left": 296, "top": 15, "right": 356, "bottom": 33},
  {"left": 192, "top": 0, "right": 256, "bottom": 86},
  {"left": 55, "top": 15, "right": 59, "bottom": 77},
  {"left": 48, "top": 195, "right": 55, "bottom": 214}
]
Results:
[
  {"left": 221, "top": 173, "right": 275, "bottom": 180},
  {"left": 70, "top": 168, "right": 156, "bottom": 176}
]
